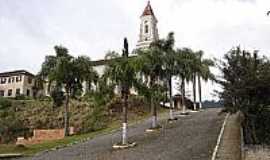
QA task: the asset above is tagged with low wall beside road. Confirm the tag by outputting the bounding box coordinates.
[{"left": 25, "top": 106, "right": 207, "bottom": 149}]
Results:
[
  {"left": 244, "top": 146, "right": 270, "bottom": 160},
  {"left": 16, "top": 127, "right": 74, "bottom": 145}
]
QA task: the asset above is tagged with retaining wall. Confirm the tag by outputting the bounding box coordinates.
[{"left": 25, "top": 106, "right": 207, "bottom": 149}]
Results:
[{"left": 16, "top": 127, "right": 74, "bottom": 145}]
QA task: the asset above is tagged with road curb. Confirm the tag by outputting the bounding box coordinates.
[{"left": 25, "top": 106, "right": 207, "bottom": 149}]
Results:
[
  {"left": 0, "top": 153, "right": 23, "bottom": 158},
  {"left": 211, "top": 113, "right": 229, "bottom": 160}
]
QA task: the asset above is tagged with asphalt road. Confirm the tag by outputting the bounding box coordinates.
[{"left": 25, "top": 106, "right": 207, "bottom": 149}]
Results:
[{"left": 17, "top": 108, "right": 225, "bottom": 160}]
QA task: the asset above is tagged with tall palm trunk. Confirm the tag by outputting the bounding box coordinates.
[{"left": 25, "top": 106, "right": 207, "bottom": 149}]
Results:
[
  {"left": 181, "top": 78, "right": 187, "bottom": 114},
  {"left": 64, "top": 89, "right": 70, "bottom": 136},
  {"left": 198, "top": 75, "right": 202, "bottom": 109},
  {"left": 192, "top": 73, "right": 197, "bottom": 110},
  {"left": 122, "top": 93, "right": 128, "bottom": 145},
  {"left": 169, "top": 76, "right": 174, "bottom": 120},
  {"left": 121, "top": 37, "right": 129, "bottom": 145}
]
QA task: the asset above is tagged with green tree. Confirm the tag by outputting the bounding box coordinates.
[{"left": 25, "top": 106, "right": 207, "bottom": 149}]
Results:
[
  {"left": 175, "top": 48, "right": 194, "bottom": 114},
  {"left": 135, "top": 42, "right": 165, "bottom": 129},
  {"left": 74, "top": 56, "right": 98, "bottom": 94},
  {"left": 0, "top": 98, "right": 27, "bottom": 143},
  {"left": 218, "top": 47, "right": 270, "bottom": 144},
  {"left": 104, "top": 51, "right": 120, "bottom": 60},
  {"left": 103, "top": 38, "right": 137, "bottom": 145},
  {"left": 40, "top": 46, "right": 87, "bottom": 136},
  {"left": 190, "top": 50, "right": 215, "bottom": 110},
  {"left": 156, "top": 32, "right": 178, "bottom": 120},
  {"left": 188, "top": 49, "right": 199, "bottom": 111},
  {"left": 195, "top": 51, "right": 215, "bottom": 109}
]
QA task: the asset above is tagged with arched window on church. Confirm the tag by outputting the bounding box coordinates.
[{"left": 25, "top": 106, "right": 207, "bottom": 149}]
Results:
[{"left": 145, "top": 25, "right": 149, "bottom": 34}]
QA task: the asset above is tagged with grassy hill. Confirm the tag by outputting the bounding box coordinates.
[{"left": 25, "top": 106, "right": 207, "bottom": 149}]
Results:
[{"left": 0, "top": 95, "right": 156, "bottom": 144}]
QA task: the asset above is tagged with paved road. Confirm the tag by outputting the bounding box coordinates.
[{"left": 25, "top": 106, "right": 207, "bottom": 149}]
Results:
[{"left": 18, "top": 108, "right": 224, "bottom": 160}]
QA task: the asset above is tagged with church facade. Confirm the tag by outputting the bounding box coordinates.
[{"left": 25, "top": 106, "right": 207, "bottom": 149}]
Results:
[
  {"left": 136, "top": 1, "right": 159, "bottom": 49},
  {"left": 82, "top": 1, "right": 160, "bottom": 94},
  {"left": 91, "top": 1, "right": 159, "bottom": 76}
]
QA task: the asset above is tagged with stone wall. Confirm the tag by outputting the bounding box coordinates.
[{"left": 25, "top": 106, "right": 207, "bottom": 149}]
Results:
[{"left": 33, "top": 129, "right": 65, "bottom": 140}]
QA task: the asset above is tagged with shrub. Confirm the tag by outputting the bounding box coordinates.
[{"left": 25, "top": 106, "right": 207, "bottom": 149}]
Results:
[
  {"left": 81, "top": 105, "right": 108, "bottom": 133},
  {"left": 50, "top": 87, "right": 65, "bottom": 107},
  {"left": 0, "top": 97, "right": 11, "bottom": 110},
  {"left": 0, "top": 106, "right": 28, "bottom": 143},
  {"left": 38, "top": 95, "right": 52, "bottom": 101}
]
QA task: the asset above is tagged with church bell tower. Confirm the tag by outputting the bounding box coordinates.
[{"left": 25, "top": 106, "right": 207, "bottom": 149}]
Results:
[{"left": 136, "top": 1, "right": 159, "bottom": 49}]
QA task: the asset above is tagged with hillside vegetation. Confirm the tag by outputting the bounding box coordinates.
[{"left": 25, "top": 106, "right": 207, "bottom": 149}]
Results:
[{"left": 0, "top": 95, "right": 151, "bottom": 144}]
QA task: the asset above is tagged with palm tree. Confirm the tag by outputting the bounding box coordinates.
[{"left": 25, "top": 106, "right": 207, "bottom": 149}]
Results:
[
  {"left": 135, "top": 44, "right": 165, "bottom": 129},
  {"left": 189, "top": 50, "right": 199, "bottom": 111},
  {"left": 195, "top": 51, "right": 215, "bottom": 109},
  {"left": 192, "top": 72, "right": 197, "bottom": 110},
  {"left": 156, "top": 32, "right": 178, "bottom": 120},
  {"left": 104, "top": 38, "right": 137, "bottom": 145},
  {"left": 175, "top": 48, "right": 194, "bottom": 114},
  {"left": 40, "top": 46, "right": 89, "bottom": 136}
]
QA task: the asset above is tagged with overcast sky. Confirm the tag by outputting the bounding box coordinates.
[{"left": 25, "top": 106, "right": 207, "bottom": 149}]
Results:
[{"left": 0, "top": 0, "right": 270, "bottom": 100}]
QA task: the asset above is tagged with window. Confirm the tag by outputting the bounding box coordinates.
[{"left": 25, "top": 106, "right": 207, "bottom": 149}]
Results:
[
  {"left": 145, "top": 25, "right": 149, "bottom": 34},
  {"left": 28, "top": 77, "right": 32, "bottom": 84},
  {"left": 16, "top": 76, "right": 22, "bottom": 82},
  {"left": 0, "top": 78, "right": 6, "bottom": 84},
  {"left": 11, "top": 77, "right": 15, "bottom": 83},
  {"left": 16, "top": 88, "right": 20, "bottom": 96},
  {"left": 8, "top": 89, "right": 12, "bottom": 96},
  {"left": 8, "top": 78, "right": 11, "bottom": 83},
  {"left": 0, "top": 90, "right": 4, "bottom": 97},
  {"left": 26, "top": 89, "right": 30, "bottom": 96}
]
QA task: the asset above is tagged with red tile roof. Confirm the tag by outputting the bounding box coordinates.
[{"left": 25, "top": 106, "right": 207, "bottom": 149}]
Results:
[{"left": 141, "top": 1, "right": 155, "bottom": 17}]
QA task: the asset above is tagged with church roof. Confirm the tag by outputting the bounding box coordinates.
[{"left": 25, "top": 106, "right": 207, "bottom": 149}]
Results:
[{"left": 141, "top": 1, "right": 155, "bottom": 17}]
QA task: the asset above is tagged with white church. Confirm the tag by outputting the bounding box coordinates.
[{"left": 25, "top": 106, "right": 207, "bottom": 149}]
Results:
[
  {"left": 91, "top": 1, "right": 159, "bottom": 77},
  {"left": 87, "top": 1, "right": 195, "bottom": 103},
  {"left": 87, "top": 1, "right": 187, "bottom": 99}
]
